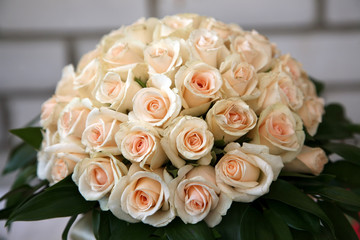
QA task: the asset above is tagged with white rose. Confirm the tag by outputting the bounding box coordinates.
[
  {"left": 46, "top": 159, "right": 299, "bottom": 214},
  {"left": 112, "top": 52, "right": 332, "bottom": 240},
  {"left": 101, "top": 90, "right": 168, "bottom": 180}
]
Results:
[
  {"left": 129, "top": 75, "right": 181, "bottom": 127},
  {"left": 55, "top": 64, "right": 78, "bottom": 101},
  {"left": 72, "top": 154, "right": 128, "bottom": 209},
  {"left": 230, "top": 30, "right": 275, "bottom": 72},
  {"left": 219, "top": 54, "right": 259, "bottom": 100},
  {"left": 40, "top": 96, "right": 67, "bottom": 131},
  {"left": 124, "top": 17, "right": 159, "bottom": 44},
  {"left": 187, "top": 29, "right": 229, "bottom": 67},
  {"left": 283, "top": 146, "right": 328, "bottom": 176},
  {"left": 82, "top": 107, "right": 128, "bottom": 155},
  {"left": 251, "top": 103, "right": 305, "bottom": 163},
  {"left": 153, "top": 14, "right": 196, "bottom": 40},
  {"left": 175, "top": 61, "right": 222, "bottom": 116},
  {"left": 115, "top": 121, "right": 167, "bottom": 170},
  {"left": 108, "top": 163, "right": 175, "bottom": 227},
  {"left": 206, "top": 98, "right": 257, "bottom": 143},
  {"left": 170, "top": 165, "right": 232, "bottom": 227},
  {"left": 161, "top": 116, "right": 214, "bottom": 168},
  {"left": 216, "top": 142, "right": 283, "bottom": 202},
  {"left": 74, "top": 58, "right": 100, "bottom": 99},
  {"left": 37, "top": 130, "right": 60, "bottom": 180}
]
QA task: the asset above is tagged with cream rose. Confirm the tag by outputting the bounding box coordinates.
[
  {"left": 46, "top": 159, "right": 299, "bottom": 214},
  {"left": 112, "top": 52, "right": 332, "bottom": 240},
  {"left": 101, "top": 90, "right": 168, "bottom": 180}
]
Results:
[
  {"left": 219, "top": 54, "right": 259, "bottom": 100},
  {"left": 115, "top": 121, "right": 167, "bottom": 170},
  {"left": 161, "top": 116, "right": 214, "bottom": 168},
  {"left": 199, "top": 17, "right": 243, "bottom": 40},
  {"left": 124, "top": 17, "right": 159, "bottom": 45},
  {"left": 187, "top": 29, "right": 229, "bottom": 67},
  {"left": 206, "top": 98, "right": 257, "bottom": 143},
  {"left": 82, "top": 107, "right": 128, "bottom": 155},
  {"left": 55, "top": 64, "right": 78, "bottom": 101},
  {"left": 274, "top": 54, "right": 302, "bottom": 82},
  {"left": 251, "top": 103, "right": 305, "bottom": 163},
  {"left": 58, "top": 98, "right": 93, "bottom": 143},
  {"left": 37, "top": 130, "right": 60, "bottom": 180},
  {"left": 144, "top": 38, "right": 184, "bottom": 76},
  {"left": 101, "top": 37, "right": 145, "bottom": 70},
  {"left": 216, "top": 142, "right": 283, "bottom": 202},
  {"left": 153, "top": 14, "right": 196, "bottom": 40},
  {"left": 283, "top": 146, "right": 328, "bottom": 176},
  {"left": 171, "top": 165, "right": 232, "bottom": 227},
  {"left": 175, "top": 61, "right": 222, "bottom": 116},
  {"left": 230, "top": 30, "right": 275, "bottom": 72},
  {"left": 40, "top": 96, "right": 66, "bottom": 131},
  {"left": 37, "top": 138, "right": 88, "bottom": 185},
  {"left": 256, "top": 70, "right": 304, "bottom": 112},
  {"left": 94, "top": 65, "right": 144, "bottom": 113},
  {"left": 297, "top": 97, "right": 324, "bottom": 136},
  {"left": 129, "top": 75, "right": 181, "bottom": 127},
  {"left": 72, "top": 154, "right": 128, "bottom": 208},
  {"left": 108, "top": 163, "right": 175, "bottom": 227}
]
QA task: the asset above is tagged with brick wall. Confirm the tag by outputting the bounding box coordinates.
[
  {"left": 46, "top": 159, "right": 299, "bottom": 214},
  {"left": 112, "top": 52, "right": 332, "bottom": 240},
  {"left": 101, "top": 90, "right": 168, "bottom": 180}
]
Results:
[{"left": 0, "top": 0, "right": 359, "bottom": 239}]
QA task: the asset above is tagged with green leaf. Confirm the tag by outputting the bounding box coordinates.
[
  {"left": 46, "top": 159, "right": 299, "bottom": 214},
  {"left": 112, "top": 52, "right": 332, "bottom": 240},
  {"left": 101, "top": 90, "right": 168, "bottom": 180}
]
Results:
[
  {"left": 264, "top": 208, "right": 293, "bottom": 240},
  {"left": 315, "top": 104, "right": 352, "bottom": 140},
  {"left": 309, "top": 76, "right": 325, "bottom": 96},
  {"left": 322, "top": 142, "right": 360, "bottom": 166},
  {"left": 310, "top": 186, "right": 360, "bottom": 208},
  {"left": 266, "top": 200, "right": 321, "bottom": 233},
  {"left": 264, "top": 179, "right": 334, "bottom": 234},
  {"left": 0, "top": 206, "right": 15, "bottom": 220},
  {"left": 93, "top": 209, "right": 112, "bottom": 240},
  {"left": 7, "top": 176, "right": 96, "bottom": 224},
  {"left": 240, "top": 205, "right": 274, "bottom": 240},
  {"left": 9, "top": 127, "right": 43, "bottom": 150},
  {"left": 215, "top": 202, "right": 249, "bottom": 240},
  {"left": 319, "top": 201, "right": 359, "bottom": 240},
  {"left": 214, "top": 139, "right": 226, "bottom": 148},
  {"left": 165, "top": 218, "right": 214, "bottom": 240},
  {"left": 134, "top": 77, "right": 147, "bottom": 88},
  {"left": 323, "top": 161, "right": 360, "bottom": 187},
  {"left": 62, "top": 215, "right": 78, "bottom": 240},
  {"left": 3, "top": 143, "right": 37, "bottom": 174},
  {"left": 11, "top": 164, "right": 37, "bottom": 189},
  {"left": 109, "top": 214, "right": 155, "bottom": 240}
]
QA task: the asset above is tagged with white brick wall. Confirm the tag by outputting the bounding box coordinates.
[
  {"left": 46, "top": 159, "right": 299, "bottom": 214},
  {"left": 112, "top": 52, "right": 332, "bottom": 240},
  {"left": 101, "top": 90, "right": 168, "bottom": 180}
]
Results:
[
  {"left": 0, "top": 41, "right": 67, "bottom": 91},
  {"left": 325, "top": 0, "right": 360, "bottom": 24},
  {"left": 0, "top": 0, "right": 148, "bottom": 33},
  {"left": 157, "top": 0, "right": 316, "bottom": 28}
]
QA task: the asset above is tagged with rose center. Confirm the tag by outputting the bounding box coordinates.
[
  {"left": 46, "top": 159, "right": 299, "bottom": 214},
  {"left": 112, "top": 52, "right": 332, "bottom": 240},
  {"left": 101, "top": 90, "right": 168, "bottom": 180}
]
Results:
[{"left": 184, "top": 131, "right": 203, "bottom": 152}]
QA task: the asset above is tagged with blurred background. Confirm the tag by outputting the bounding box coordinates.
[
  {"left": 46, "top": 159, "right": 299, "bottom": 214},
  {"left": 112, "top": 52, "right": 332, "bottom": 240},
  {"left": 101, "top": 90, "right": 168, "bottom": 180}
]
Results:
[{"left": 0, "top": 0, "right": 359, "bottom": 239}]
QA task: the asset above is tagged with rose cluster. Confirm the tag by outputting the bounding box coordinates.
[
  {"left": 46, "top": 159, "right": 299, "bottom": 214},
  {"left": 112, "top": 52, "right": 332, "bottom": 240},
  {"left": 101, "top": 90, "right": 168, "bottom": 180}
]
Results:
[{"left": 37, "top": 14, "right": 327, "bottom": 227}]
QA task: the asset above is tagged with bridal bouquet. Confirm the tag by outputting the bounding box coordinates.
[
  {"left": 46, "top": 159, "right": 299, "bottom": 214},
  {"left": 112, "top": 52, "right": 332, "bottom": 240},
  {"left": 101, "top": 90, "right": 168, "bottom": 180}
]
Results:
[{"left": 2, "top": 14, "right": 360, "bottom": 240}]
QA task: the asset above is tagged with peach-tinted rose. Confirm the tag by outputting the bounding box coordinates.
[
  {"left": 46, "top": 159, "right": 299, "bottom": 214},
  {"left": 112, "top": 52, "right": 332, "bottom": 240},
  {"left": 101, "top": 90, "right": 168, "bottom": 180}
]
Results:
[
  {"left": 40, "top": 97, "right": 63, "bottom": 130},
  {"left": 216, "top": 142, "right": 283, "bottom": 202},
  {"left": 108, "top": 163, "right": 175, "bottom": 227},
  {"left": 76, "top": 48, "right": 100, "bottom": 75},
  {"left": 188, "top": 29, "right": 229, "bottom": 67},
  {"left": 161, "top": 116, "right": 214, "bottom": 168},
  {"left": 274, "top": 54, "right": 302, "bottom": 82},
  {"left": 82, "top": 108, "right": 128, "bottom": 155},
  {"left": 219, "top": 54, "right": 259, "bottom": 100},
  {"left": 129, "top": 75, "right": 181, "bottom": 127},
  {"left": 72, "top": 154, "right": 127, "bottom": 207},
  {"left": 170, "top": 165, "right": 232, "bottom": 227},
  {"left": 284, "top": 146, "right": 328, "bottom": 176},
  {"left": 37, "top": 139, "right": 88, "bottom": 185},
  {"left": 175, "top": 61, "right": 222, "bottom": 116},
  {"left": 115, "top": 121, "right": 167, "bottom": 170},
  {"left": 297, "top": 97, "right": 324, "bottom": 136},
  {"left": 230, "top": 30, "right": 275, "bottom": 72},
  {"left": 74, "top": 58, "right": 100, "bottom": 98},
  {"left": 256, "top": 71, "right": 304, "bottom": 112},
  {"left": 206, "top": 98, "right": 257, "bottom": 143},
  {"left": 144, "top": 38, "right": 184, "bottom": 76},
  {"left": 124, "top": 17, "right": 159, "bottom": 45},
  {"left": 251, "top": 103, "right": 305, "bottom": 163},
  {"left": 58, "top": 98, "right": 93, "bottom": 143}
]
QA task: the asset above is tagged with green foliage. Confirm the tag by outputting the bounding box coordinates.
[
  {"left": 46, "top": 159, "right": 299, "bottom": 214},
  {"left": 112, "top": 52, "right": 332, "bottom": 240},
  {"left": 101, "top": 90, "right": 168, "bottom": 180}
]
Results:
[
  {"left": 134, "top": 77, "right": 147, "bottom": 88},
  {"left": 10, "top": 127, "right": 43, "bottom": 150}
]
